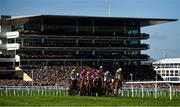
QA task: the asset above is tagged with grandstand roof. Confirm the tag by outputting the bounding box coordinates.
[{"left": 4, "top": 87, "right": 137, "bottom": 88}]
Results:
[
  {"left": 153, "top": 58, "right": 180, "bottom": 64},
  {"left": 0, "top": 15, "right": 177, "bottom": 27}
]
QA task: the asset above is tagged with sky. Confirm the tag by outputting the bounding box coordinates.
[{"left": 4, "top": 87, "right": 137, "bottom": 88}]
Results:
[{"left": 0, "top": 0, "right": 179, "bottom": 60}]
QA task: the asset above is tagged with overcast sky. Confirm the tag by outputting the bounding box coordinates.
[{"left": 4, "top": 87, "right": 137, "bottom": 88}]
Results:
[{"left": 0, "top": 0, "right": 179, "bottom": 60}]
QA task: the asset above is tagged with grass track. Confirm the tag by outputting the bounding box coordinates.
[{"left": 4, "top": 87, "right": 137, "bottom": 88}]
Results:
[{"left": 0, "top": 96, "right": 179, "bottom": 106}]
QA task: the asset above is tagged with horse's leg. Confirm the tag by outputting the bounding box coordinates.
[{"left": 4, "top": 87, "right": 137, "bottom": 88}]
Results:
[
  {"left": 86, "top": 86, "right": 89, "bottom": 96},
  {"left": 104, "top": 84, "right": 107, "bottom": 96},
  {"left": 116, "top": 88, "right": 119, "bottom": 96},
  {"left": 68, "top": 89, "right": 72, "bottom": 96},
  {"left": 79, "top": 85, "right": 83, "bottom": 96}
]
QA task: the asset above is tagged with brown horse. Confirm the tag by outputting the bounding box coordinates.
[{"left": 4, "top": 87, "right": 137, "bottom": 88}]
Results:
[
  {"left": 92, "top": 77, "right": 102, "bottom": 96},
  {"left": 79, "top": 78, "right": 86, "bottom": 96},
  {"left": 114, "top": 75, "right": 123, "bottom": 96},
  {"left": 86, "top": 77, "right": 93, "bottom": 96},
  {"left": 68, "top": 79, "right": 79, "bottom": 96},
  {"left": 103, "top": 78, "right": 112, "bottom": 96}
]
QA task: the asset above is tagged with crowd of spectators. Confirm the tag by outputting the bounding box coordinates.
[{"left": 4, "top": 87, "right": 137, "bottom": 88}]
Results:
[
  {"left": 24, "top": 65, "right": 71, "bottom": 86},
  {"left": 0, "top": 65, "right": 90, "bottom": 87},
  {"left": 0, "top": 80, "right": 31, "bottom": 86},
  {"left": 0, "top": 65, "right": 179, "bottom": 90}
]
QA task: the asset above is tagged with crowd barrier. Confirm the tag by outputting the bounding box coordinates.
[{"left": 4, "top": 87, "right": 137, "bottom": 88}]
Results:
[
  {"left": 0, "top": 86, "right": 68, "bottom": 96},
  {"left": 0, "top": 83, "right": 179, "bottom": 100}
]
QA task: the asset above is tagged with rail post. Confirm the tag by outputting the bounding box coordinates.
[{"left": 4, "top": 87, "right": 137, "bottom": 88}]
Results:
[
  {"left": 167, "top": 84, "right": 172, "bottom": 100},
  {"left": 140, "top": 84, "right": 144, "bottom": 98},
  {"left": 131, "top": 86, "right": 134, "bottom": 98},
  {"left": 153, "top": 84, "right": 157, "bottom": 99}
]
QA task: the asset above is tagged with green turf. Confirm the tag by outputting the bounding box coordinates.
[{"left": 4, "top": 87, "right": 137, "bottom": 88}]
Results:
[{"left": 0, "top": 96, "right": 179, "bottom": 106}]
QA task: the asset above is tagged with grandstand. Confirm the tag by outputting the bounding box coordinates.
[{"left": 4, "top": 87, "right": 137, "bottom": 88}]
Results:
[
  {"left": 153, "top": 58, "right": 180, "bottom": 81},
  {"left": 0, "top": 15, "right": 177, "bottom": 85}
]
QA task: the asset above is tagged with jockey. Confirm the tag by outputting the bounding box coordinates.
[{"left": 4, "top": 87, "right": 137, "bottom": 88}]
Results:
[
  {"left": 86, "top": 71, "right": 91, "bottom": 78},
  {"left": 70, "top": 69, "right": 76, "bottom": 80},
  {"left": 86, "top": 71, "right": 91, "bottom": 80},
  {"left": 76, "top": 73, "right": 80, "bottom": 78},
  {"left": 96, "top": 70, "right": 101, "bottom": 78},
  {"left": 89, "top": 69, "right": 94, "bottom": 77},
  {"left": 104, "top": 71, "right": 112, "bottom": 82},
  {"left": 100, "top": 66, "right": 103, "bottom": 70},
  {"left": 92, "top": 69, "right": 98, "bottom": 78},
  {"left": 76, "top": 73, "right": 81, "bottom": 82},
  {"left": 80, "top": 69, "right": 87, "bottom": 79},
  {"left": 115, "top": 68, "right": 122, "bottom": 79},
  {"left": 97, "top": 66, "right": 104, "bottom": 78}
]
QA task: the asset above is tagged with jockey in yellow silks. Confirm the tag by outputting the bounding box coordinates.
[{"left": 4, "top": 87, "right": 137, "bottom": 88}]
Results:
[
  {"left": 115, "top": 68, "right": 122, "bottom": 80},
  {"left": 70, "top": 69, "right": 76, "bottom": 80}
]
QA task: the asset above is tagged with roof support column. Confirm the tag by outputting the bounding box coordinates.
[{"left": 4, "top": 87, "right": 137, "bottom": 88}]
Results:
[
  {"left": 75, "top": 19, "right": 78, "bottom": 33},
  {"left": 41, "top": 17, "right": 44, "bottom": 32},
  {"left": 92, "top": 19, "right": 95, "bottom": 33}
]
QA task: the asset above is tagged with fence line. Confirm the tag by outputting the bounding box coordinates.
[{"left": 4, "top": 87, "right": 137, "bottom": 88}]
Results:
[
  {"left": 0, "top": 85, "right": 179, "bottom": 100},
  {"left": 0, "top": 86, "right": 68, "bottom": 97}
]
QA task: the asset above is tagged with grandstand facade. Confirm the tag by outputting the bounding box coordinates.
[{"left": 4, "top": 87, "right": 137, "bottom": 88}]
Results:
[
  {"left": 153, "top": 58, "right": 180, "bottom": 81},
  {"left": 0, "top": 15, "right": 177, "bottom": 80}
]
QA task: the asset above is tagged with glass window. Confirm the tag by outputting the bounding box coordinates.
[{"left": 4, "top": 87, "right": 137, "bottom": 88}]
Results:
[
  {"left": 158, "top": 70, "right": 161, "bottom": 74},
  {"left": 128, "top": 40, "right": 140, "bottom": 45},
  {"left": 12, "top": 25, "right": 24, "bottom": 31},
  {"left": 24, "top": 23, "right": 41, "bottom": 32},
  {"left": 95, "top": 26, "right": 122, "bottom": 31},
  {"left": 126, "top": 27, "right": 139, "bottom": 35},
  {"left": 166, "top": 70, "right": 169, "bottom": 76},
  {"left": 170, "top": 70, "right": 173, "bottom": 76},
  {"left": 162, "top": 73, "right": 165, "bottom": 76},
  {"left": 44, "top": 24, "right": 76, "bottom": 34},
  {"left": 126, "top": 50, "right": 140, "bottom": 55},
  {"left": 175, "top": 70, "right": 178, "bottom": 76}
]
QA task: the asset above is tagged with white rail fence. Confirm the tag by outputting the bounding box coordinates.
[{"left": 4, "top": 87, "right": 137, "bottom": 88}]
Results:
[
  {"left": 0, "top": 86, "right": 68, "bottom": 96},
  {"left": 0, "top": 81, "right": 179, "bottom": 100},
  {"left": 124, "top": 81, "right": 180, "bottom": 100}
]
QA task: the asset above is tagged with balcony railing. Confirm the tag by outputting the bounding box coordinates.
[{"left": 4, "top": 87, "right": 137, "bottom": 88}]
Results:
[
  {"left": 0, "top": 31, "right": 19, "bottom": 39},
  {"left": 21, "top": 31, "right": 149, "bottom": 39},
  {"left": 20, "top": 54, "right": 149, "bottom": 60},
  {"left": 21, "top": 43, "right": 149, "bottom": 49},
  {"left": 0, "top": 43, "right": 20, "bottom": 50},
  {"left": 141, "top": 33, "right": 150, "bottom": 39}
]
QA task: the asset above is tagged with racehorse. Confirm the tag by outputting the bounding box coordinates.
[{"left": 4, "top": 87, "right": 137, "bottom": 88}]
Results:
[
  {"left": 68, "top": 78, "right": 79, "bottom": 96},
  {"left": 110, "top": 79, "right": 115, "bottom": 95},
  {"left": 92, "top": 77, "right": 103, "bottom": 96},
  {"left": 79, "top": 78, "right": 86, "bottom": 96},
  {"left": 114, "top": 75, "right": 123, "bottom": 96},
  {"left": 103, "top": 77, "right": 112, "bottom": 96},
  {"left": 86, "top": 77, "right": 93, "bottom": 96}
]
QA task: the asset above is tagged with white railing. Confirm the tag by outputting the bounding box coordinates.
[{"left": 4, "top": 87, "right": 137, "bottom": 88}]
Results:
[
  {"left": 0, "top": 86, "right": 68, "bottom": 96},
  {"left": 0, "top": 82, "right": 179, "bottom": 100},
  {"left": 0, "top": 43, "right": 20, "bottom": 50},
  {"left": 124, "top": 81, "right": 180, "bottom": 100},
  {"left": 0, "top": 31, "right": 19, "bottom": 39}
]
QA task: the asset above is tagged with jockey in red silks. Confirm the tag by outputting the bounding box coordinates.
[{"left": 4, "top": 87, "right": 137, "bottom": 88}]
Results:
[
  {"left": 92, "top": 69, "right": 98, "bottom": 82},
  {"left": 96, "top": 70, "right": 102, "bottom": 78},
  {"left": 89, "top": 69, "right": 94, "bottom": 77},
  {"left": 85, "top": 69, "right": 95, "bottom": 80},
  {"left": 86, "top": 71, "right": 91, "bottom": 80},
  {"left": 80, "top": 69, "right": 87, "bottom": 79},
  {"left": 97, "top": 66, "right": 104, "bottom": 78}
]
